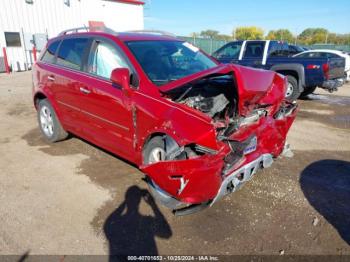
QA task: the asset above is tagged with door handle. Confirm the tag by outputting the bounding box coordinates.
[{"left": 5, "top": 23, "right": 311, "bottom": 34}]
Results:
[
  {"left": 79, "top": 87, "right": 91, "bottom": 94},
  {"left": 48, "top": 75, "right": 55, "bottom": 82}
]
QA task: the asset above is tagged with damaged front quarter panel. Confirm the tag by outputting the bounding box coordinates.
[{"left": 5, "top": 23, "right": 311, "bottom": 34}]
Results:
[{"left": 140, "top": 64, "right": 298, "bottom": 211}]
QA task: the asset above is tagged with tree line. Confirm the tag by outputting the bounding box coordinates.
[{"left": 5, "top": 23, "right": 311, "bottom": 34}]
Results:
[{"left": 191, "top": 27, "right": 350, "bottom": 45}]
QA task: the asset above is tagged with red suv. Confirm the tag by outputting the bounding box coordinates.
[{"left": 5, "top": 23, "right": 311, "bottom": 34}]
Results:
[{"left": 33, "top": 27, "right": 297, "bottom": 215}]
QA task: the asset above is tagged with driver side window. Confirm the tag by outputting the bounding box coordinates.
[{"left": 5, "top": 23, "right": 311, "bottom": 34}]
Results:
[{"left": 88, "top": 41, "right": 128, "bottom": 79}]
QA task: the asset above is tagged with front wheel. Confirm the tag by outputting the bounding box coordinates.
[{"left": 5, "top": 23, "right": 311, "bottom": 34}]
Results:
[
  {"left": 285, "top": 75, "right": 301, "bottom": 101},
  {"left": 37, "top": 99, "right": 68, "bottom": 143},
  {"left": 143, "top": 136, "right": 167, "bottom": 165}
]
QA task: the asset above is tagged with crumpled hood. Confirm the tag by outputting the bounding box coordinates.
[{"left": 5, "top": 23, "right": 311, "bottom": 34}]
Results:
[{"left": 160, "top": 64, "right": 286, "bottom": 116}]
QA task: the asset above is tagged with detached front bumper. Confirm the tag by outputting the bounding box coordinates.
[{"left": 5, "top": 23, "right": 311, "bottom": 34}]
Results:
[
  {"left": 210, "top": 154, "right": 273, "bottom": 205},
  {"left": 321, "top": 78, "right": 345, "bottom": 92},
  {"left": 146, "top": 153, "right": 275, "bottom": 215}
]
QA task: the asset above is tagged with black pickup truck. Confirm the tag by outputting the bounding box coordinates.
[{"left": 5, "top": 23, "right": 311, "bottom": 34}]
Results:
[{"left": 213, "top": 40, "right": 346, "bottom": 100}]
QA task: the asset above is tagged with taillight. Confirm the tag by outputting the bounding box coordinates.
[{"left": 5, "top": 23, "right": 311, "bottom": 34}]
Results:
[
  {"left": 322, "top": 63, "right": 330, "bottom": 80},
  {"left": 306, "top": 64, "right": 319, "bottom": 69}
]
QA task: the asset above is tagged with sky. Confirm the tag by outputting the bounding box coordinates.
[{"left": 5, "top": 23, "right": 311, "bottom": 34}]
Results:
[{"left": 144, "top": 0, "right": 350, "bottom": 36}]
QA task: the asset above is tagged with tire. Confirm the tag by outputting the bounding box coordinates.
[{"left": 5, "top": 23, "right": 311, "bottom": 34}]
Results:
[
  {"left": 285, "top": 75, "right": 301, "bottom": 101},
  {"left": 37, "top": 99, "right": 68, "bottom": 143},
  {"left": 143, "top": 136, "right": 166, "bottom": 165},
  {"left": 300, "top": 86, "right": 317, "bottom": 98}
]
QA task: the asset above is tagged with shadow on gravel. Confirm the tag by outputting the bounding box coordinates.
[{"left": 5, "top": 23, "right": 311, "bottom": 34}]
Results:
[
  {"left": 17, "top": 251, "right": 30, "bottom": 262},
  {"left": 300, "top": 159, "right": 350, "bottom": 245},
  {"left": 104, "top": 186, "right": 172, "bottom": 260}
]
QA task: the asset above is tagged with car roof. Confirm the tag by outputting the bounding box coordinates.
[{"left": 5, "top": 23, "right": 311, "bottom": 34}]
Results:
[
  {"left": 116, "top": 32, "right": 181, "bottom": 42},
  {"left": 300, "top": 49, "right": 342, "bottom": 54}
]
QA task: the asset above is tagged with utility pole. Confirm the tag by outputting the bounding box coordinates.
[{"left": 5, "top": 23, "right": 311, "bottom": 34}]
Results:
[{"left": 294, "top": 28, "right": 298, "bottom": 45}]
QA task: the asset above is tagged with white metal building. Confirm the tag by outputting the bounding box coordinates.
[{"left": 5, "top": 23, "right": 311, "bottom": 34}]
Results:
[{"left": 0, "top": 0, "right": 144, "bottom": 72}]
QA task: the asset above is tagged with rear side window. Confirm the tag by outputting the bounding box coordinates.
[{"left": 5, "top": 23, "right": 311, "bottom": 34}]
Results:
[
  {"left": 243, "top": 42, "right": 265, "bottom": 58},
  {"left": 41, "top": 40, "right": 60, "bottom": 64},
  {"left": 295, "top": 53, "right": 311, "bottom": 58},
  {"left": 297, "top": 52, "right": 325, "bottom": 58},
  {"left": 326, "top": 53, "right": 339, "bottom": 58},
  {"left": 56, "top": 38, "right": 89, "bottom": 70},
  {"left": 269, "top": 42, "right": 290, "bottom": 57}
]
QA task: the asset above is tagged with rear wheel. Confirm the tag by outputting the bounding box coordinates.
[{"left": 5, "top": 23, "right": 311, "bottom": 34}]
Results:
[
  {"left": 300, "top": 86, "right": 317, "bottom": 98},
  {"left": 37, "top": 99, "right": 68, "bottom": 143},
  {"left": 285, "top": 75, "right": 301, "bottom": 101}
]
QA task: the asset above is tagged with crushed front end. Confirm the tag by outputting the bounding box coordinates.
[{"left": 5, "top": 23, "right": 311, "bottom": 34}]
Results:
[{"left": 141, "top": 64, "right": 298, "bottom": 215}]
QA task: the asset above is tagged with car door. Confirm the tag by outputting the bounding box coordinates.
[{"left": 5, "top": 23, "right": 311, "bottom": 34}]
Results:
[
  {"left": 240, "top": 41, "right": 266, "bottom": 68},
  {"left": 50, "top": 37, "right": 91, "bottom": 133},
  {"left": 75, "top": 38, "right": 135, "bottom": 159},
  {"left": 37, "top": 39, "right": 61, "bottom": 107}
]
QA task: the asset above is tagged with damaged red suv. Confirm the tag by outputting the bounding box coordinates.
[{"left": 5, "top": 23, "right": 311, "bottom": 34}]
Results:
[{"left": 32, "top": 27, "right": 298, "bottom": 215}]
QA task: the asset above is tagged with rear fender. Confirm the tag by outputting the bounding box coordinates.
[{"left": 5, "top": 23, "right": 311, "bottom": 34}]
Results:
[{"left": 33, "top": 87, "right": 63, "bottom": 121}]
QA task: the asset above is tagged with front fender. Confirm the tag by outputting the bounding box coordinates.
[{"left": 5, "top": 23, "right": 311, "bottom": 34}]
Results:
[{"left": 134, "top": 92, "right": 220, "bottom": 161}]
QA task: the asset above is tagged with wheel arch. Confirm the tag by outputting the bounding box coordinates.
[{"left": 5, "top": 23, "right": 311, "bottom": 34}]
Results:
[
  {"left": 270, "top": 63, "right": 305, "bottom": 92},
  {"left": 141, "top": 131, "right": 181, "bottom": 165},
  {"left": 33, "top": 91, "right": 47, "bottom": 109},
  {"left": 33, "top": 90, "right": 65, "bottom": 127}
]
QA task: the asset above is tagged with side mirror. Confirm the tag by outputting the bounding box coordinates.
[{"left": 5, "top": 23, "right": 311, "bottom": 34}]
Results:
[{"left": 110, "top": 68, "right": 130, "bottom": 90}]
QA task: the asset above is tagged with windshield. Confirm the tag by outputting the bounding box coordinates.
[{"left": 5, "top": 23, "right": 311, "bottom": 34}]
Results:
[{"left": 126, "top": 40, "right": 217, "bottom": 86}]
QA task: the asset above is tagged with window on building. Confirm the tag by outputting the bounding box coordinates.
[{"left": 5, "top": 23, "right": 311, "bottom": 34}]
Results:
[
  {"left": 88, "top": 41, "right": 128, "bottom": 79},
  {"left": 41, "top": 40, "right": 61, "bottom": 64},
  {"left": 56, "top": 38, "right": 89, "bottom": 70},
  {"left": 5, "top": 32, "right": 22, "bottom": 47}
]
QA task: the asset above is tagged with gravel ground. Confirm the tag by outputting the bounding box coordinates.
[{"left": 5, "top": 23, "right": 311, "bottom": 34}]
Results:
[{"left": 0, "top": 72, "right": 349, "bottom": 258}]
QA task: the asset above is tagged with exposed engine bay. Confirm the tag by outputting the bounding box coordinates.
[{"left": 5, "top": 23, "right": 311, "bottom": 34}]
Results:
[
  {"left": 165, "top": 75, "right": 238, "bottom": 122},
  {"left": 163, "top": 74, "right": 272, "bottom": 140}
]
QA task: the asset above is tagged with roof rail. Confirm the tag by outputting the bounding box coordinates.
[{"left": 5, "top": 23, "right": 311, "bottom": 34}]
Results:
[
  {"left": 128, "top": 30, "right": 176, "bottom": 37},
  {"left": 58, "top": 26, "right": 89, "bottom": 36},
  {"left": 58, "top": 25, "right": 117, "bottom": 36}
]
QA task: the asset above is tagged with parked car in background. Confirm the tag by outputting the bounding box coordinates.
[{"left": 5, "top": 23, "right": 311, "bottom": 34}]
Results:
[
  {"left": 32, "top": 27, "right": 298, "bottom": 215},
  {"left": 293, "top": 49, "right": 350, "bottom": 83},
  {"left": 213, "top": 40, "right": 345, "bottom": 100}
]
